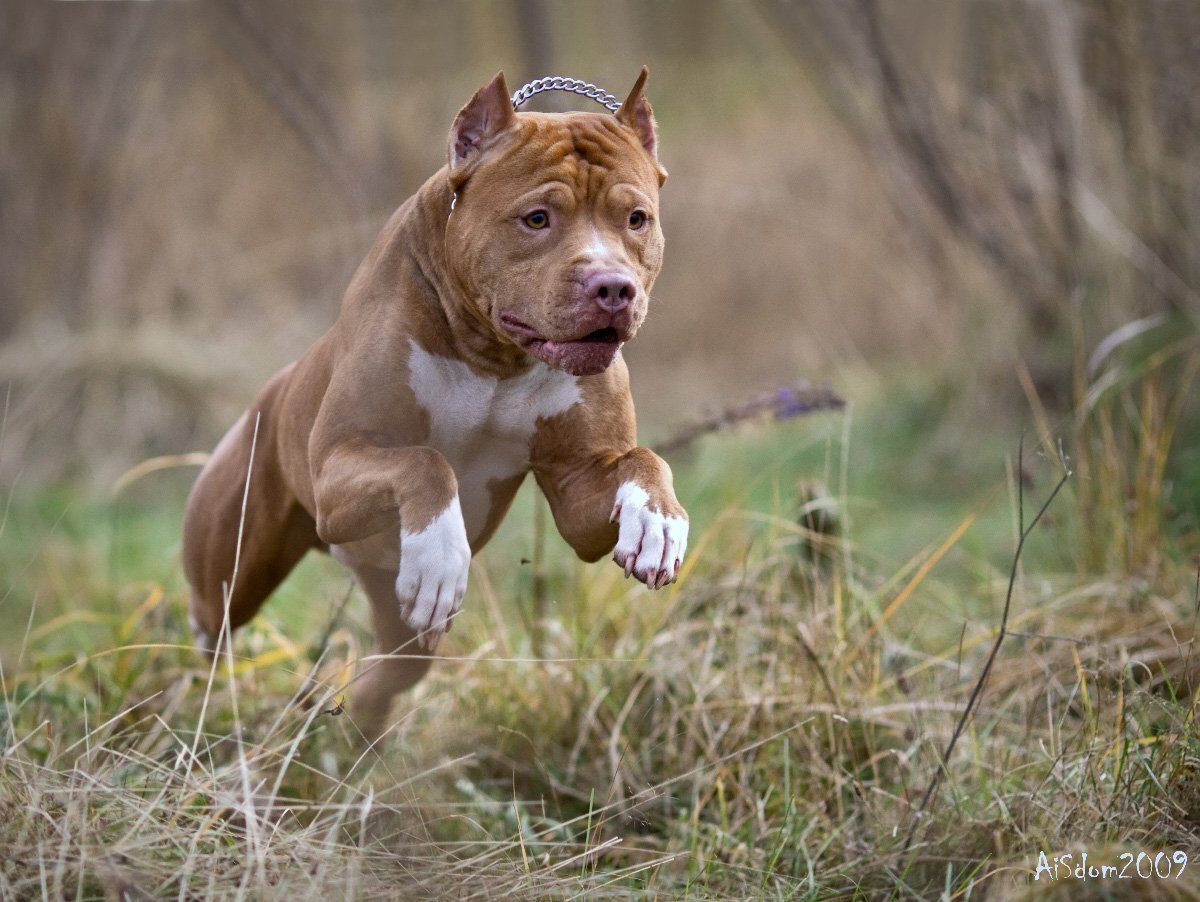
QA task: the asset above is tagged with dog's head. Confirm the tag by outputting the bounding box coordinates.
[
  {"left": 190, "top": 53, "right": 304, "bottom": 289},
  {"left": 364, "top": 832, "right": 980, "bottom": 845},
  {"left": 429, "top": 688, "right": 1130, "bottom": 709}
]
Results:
[{"left": 444, "top": 69, "right": 667, "bottom": 377}]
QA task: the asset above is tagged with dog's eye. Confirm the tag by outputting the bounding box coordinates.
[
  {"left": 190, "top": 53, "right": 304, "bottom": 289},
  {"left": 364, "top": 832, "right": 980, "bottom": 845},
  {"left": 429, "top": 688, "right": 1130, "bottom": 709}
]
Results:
[
  {"left": 523, "top": 210, "right": 550, "bottom": 230},
  {"left": 628, "top": 210, "right": 648, "bottom": 230}
]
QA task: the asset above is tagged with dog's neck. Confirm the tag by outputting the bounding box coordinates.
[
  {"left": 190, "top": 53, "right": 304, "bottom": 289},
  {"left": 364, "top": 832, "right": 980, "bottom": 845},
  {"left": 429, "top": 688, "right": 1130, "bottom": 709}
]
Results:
[{"left": 406, "top": 171, "right": 534, "bottom": 378}]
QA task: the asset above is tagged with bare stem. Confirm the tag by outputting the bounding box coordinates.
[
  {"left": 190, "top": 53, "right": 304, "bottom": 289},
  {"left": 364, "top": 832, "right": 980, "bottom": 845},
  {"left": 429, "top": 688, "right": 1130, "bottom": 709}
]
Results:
[{"left": 902, "top": 436, "right": 1071, "bottom": 854}]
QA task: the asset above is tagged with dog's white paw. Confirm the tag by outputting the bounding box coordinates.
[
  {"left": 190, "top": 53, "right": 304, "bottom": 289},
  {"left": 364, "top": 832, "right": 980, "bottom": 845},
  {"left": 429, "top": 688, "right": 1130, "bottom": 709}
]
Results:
[
  {"left": 610, "top": 481, "right": 688, "bottom": 589},
  {"left": 396, "top": 496, "right": 471, "bottom": 649}
]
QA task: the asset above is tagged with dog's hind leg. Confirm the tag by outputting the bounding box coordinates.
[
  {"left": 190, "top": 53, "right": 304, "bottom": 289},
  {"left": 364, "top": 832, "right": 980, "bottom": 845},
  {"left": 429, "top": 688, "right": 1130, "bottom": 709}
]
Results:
[
  {"left": 182, "top": 408, "right": 319, "bottom": 653},
  {"left": 344, "top": 564, "right": 437, "bottom": 742}
]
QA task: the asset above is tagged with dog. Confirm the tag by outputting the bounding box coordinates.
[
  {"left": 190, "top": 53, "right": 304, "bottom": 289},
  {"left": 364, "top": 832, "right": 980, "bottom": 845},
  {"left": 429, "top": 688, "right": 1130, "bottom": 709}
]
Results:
[{"left": 182, "top": 68, "right": 688, "bottom": 734}]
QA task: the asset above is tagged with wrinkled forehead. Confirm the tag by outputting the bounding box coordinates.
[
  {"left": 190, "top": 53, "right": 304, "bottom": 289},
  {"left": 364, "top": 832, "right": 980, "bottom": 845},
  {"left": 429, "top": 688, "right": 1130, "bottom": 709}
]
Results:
[{"left": 489, "top": 112, "right": 660, "bottom": 200}]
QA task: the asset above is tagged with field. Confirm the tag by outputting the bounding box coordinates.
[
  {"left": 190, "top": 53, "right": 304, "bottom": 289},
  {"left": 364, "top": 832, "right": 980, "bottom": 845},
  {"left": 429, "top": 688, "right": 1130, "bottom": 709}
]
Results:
[
  {"left": 5, "top": 2, "right": 1200, "bottom": 897},
  {"left": 3, "top": 364, "right": 1200, "bottom": 899}
]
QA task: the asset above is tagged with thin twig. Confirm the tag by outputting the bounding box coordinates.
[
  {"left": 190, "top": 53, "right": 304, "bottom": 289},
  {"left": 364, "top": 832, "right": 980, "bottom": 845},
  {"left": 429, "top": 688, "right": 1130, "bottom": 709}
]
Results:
[
  {"left": 652, "top": 382, "right": 844, "bottom": 457},
  {"left": 531, "top": 493, "right": 548, "bottom": 658},
  {"left": 292, "top": 580, "right": 357, "bottom": 709},
  {"left": 1007, "top": 630, "right": 1087, "bottom": 646},
  {"left": 902, "top": 437, "right": 1071, "bottom": 853}
]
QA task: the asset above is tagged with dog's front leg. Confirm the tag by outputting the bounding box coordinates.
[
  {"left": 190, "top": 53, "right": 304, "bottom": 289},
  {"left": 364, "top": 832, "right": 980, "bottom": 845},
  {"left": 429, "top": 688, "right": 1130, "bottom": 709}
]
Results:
[
  {"left": 312, "top": 438, "right": 471, "bottom": 648},
  {"left": 534, "top": 446, "right": 688, "bottom": 589}
]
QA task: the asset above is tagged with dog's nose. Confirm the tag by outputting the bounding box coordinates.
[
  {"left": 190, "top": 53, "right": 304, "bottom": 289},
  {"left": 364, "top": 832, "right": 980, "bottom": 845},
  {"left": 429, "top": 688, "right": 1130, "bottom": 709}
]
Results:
[{"left": 584, "top": 270, "right": 637, "bottom": 312}]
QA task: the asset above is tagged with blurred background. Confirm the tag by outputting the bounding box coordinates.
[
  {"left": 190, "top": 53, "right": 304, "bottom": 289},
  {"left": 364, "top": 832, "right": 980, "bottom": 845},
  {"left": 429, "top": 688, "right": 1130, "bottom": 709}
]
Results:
[
  {"left": 6, "top": 5, "right": 1200, "bottom": 890},
  {"left": 2, "top": 0, "right": 1198, "bottom": 523}
]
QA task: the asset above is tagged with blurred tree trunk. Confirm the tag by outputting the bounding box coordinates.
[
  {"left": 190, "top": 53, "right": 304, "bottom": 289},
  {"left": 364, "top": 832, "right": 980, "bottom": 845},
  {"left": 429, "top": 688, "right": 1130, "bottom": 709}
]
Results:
[
  {"left": 216, "top": 0, "right": 371, "bottom": 245},
  {"left": 759, "top": 0, "right": 1200, "bottom": 374},
  {"left": 513, "top": 0, "right": 557, "bottom": 80}
]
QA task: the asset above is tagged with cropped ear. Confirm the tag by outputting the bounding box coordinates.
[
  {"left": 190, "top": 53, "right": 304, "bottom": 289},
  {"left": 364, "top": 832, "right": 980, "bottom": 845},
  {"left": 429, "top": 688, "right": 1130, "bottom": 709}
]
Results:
[
  {"left": 616, "top": 66, "right": 667, "bottom": 184},
  {"left": 448, "top": 72, "right": 516, "bottom": 181}
]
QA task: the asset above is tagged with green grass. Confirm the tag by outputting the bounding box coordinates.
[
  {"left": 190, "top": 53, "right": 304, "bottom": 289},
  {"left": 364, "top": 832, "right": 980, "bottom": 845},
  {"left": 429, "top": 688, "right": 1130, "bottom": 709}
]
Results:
[{"left": 2, "top": 376, "right": 1199, "bottom": 898}]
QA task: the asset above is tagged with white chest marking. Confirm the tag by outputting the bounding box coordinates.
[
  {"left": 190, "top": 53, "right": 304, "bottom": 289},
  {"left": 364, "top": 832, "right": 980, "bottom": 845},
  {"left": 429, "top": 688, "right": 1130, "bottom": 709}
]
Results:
[{"left": 407, "top": 339, "right": 582, "bottom": 542}]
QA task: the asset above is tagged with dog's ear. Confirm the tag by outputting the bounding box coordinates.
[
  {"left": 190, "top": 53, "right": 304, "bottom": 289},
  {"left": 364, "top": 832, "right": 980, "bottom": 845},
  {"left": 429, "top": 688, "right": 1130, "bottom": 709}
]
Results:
[
  {"left": 448, "top": 72, "right": 516, "bottom": 180},
  {"left": 616, "top": 66, "right": 667, "bottom": 185}
]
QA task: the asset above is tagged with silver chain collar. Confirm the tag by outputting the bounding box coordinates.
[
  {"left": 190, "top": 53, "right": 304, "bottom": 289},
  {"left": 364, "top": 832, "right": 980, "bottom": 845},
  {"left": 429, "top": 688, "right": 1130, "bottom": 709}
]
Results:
[{"left": 510, "top": 76, "right": 622, "bottom": 112}]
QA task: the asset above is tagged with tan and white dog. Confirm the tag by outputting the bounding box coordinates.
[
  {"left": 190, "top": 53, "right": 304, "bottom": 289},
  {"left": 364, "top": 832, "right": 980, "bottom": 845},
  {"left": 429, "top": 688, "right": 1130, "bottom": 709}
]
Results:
[{"left": 182, "top": 69, "right": 688, "bottom": 731}]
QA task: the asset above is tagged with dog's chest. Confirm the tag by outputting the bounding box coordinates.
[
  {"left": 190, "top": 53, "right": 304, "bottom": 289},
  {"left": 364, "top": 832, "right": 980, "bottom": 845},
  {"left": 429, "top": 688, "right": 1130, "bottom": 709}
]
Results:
[{"left": 406, "top": 340, "right": 581, "bottom": 543}]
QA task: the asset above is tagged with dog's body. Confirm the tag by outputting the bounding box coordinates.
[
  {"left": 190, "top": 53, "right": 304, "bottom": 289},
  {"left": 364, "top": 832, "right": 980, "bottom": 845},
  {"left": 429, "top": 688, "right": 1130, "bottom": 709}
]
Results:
[{"left": 183, "top": 70, "right": 688, "bottom": 732}]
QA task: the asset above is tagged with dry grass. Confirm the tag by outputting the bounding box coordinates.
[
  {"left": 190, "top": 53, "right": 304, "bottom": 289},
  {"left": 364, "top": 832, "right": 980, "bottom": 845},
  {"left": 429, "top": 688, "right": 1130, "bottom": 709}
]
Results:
[
  {"left": 4, "top": 7, "right": 1200, "bottom": 894},
  {"left": 3, "top": 408, "right": 1200, "bottom": 898}
]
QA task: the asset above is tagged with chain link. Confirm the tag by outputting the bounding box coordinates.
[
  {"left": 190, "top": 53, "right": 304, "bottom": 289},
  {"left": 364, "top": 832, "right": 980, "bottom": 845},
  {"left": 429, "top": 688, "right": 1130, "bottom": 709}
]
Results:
[{"left": 510, "top": 76, "right": 622, "bottom": 113}]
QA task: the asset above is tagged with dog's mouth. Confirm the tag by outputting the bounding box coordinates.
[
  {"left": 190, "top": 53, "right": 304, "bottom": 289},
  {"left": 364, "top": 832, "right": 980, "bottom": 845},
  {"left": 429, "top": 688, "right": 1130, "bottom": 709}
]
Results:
[
  {"left": 576, "top": 326, "right": 621, "bottom": 344},
  {"left": 499, "top": 315, "right": 626, "bottom": 376}
]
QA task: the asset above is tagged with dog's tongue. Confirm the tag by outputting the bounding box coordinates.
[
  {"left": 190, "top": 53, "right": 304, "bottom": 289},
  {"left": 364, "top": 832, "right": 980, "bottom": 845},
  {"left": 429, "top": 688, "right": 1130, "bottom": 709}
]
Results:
[{"left": 537, "top": 337, "right": 621, "bottom": 376}]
